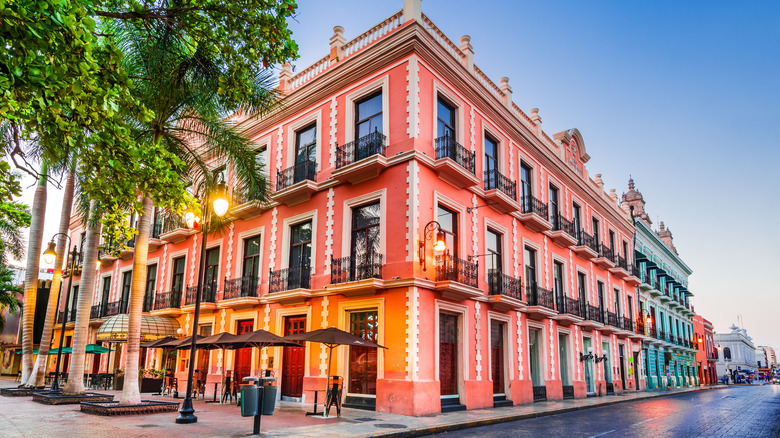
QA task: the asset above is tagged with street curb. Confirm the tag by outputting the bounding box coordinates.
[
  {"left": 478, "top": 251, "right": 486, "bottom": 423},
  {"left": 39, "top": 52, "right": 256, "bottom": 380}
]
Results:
[{"left": 372, "top": 385, "right": 730, "bottom": 438}]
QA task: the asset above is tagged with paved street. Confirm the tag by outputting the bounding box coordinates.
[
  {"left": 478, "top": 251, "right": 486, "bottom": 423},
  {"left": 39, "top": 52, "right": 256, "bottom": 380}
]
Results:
[{"left": 427, "top": 385, "right": 780, "bottom": 438}]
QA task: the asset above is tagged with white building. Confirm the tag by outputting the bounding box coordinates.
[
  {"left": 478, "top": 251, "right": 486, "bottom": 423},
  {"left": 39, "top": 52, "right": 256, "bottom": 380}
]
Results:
[
  {"left": 757, "top": 346, "right": 777, "bottom": 369},
  {"left": 714, "top": 325, "right": 757, "bottom": 379}
]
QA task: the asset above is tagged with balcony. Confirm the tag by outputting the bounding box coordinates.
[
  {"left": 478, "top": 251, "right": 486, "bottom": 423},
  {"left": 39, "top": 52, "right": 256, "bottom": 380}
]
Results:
[
  {"left": 182, "top": 285, "right": 217, "bottom": 313},
  {"left": 580, "top": 304, "right": 604, "bottom": 329},
  {"left": 483, "top": 168, "right": 519, "bottom": 213},
  {"left": 332, "top": 132, "right": 388, "bottom": 184},
  {"left": 525, "top": 284, "right": 557, "bottom": 319},
  {"left": 601, "top": 311, "right": 620, "bottom": 334},
  {"left": 570, "top": 230, "right": 598, "bottom": 259},
  {"left": 624, "top": 264, "right": 642, "bottom": 286},
  {"left": 218, "top": 276, "right": 261, "bottom": 309},
  {"left": 90, "top": 305, "right": 102, "bottom": 320},
  {"left": 486, "top": 269, "right": 524, "bottom": 311},
  {"left": 267, "top": 265, "right": 313, "bottom": 305},
  {"left": 643, "top": 324, "right": 657, "bottom": 344},
  {"left": 272, "top": 160, "right": 318, "bottom": 206},
  {"left": 328, "top": 253, "right": 385, "bottom": 297},
  {"left": 230, "top": 192, "right": 264, "bottom": 220},
  {"left": 159, "top": 214, "right": 197, "bottom": 243},
  {"left": 150, "top": 290, "right": 182, "bottom": 316},
  {"left": 649, "top": 278, "right": 663, "bottom": 297},
  {"left": 148, "top": 222, "right": 165, "bottom": 250},
  {"left": 592, "top": 245, "right": 616, "bottom": 270},
  {"left": 119, "top": 237, "right": 135, "bottom": 260},
  {"left": 554, "top": 295, "right": 583, "bottom": 326},
  {"left": 433, "top": 254, "right": 480, "bottom": 301},
  {"left": 514, "top": 195, "right": 552, "bottom": 233},
  {"left": 98, "top": 247, "right": 118, "bottom": 265},
  {"left": 432, "top": 135, "right": 478, "bottom": 189},
  {"left": 653, "top": 329, "right": 666, "bottom": 346},
  {"left": 103, "top": 301, "right": 124, "bottom": 317},
  {"left": 608, "top": 255, "right": 630, "bottom": 279},
  {"left": 621, "top": 316, "right": 637, "bottom": 338},
  {"left": 544, "top": 214, "right": 577, "bottom": 248}
]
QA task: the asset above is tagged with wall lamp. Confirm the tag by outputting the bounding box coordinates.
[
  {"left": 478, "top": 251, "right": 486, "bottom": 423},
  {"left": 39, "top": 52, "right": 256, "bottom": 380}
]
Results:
[
  {"left": 580, "top": 346, "right": 595, "bottom": 362},
  {"left": 419, "top": 221, "right": 446, "bottom": 271},
  {"left": 595, "top": 354, "right": 608, "bottom": 363},
  {"left": 466, "top": 202, "right": 499, "bottom": 213}
]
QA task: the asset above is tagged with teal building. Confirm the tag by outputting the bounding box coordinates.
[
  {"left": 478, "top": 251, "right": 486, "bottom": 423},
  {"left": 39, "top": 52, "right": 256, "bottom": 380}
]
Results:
[{"left": 621, "top": 179, "right": 697, "bottom": 390}]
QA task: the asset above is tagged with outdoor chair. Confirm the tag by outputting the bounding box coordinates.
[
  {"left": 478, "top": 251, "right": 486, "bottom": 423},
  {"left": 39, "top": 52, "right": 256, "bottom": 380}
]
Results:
[{"left": 164, "top": 377, "right": 178, "bottom": 396}]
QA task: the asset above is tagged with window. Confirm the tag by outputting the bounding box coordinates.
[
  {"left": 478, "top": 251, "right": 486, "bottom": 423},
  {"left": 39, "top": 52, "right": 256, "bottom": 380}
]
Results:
[
  {"left": 553, "top": 261, "right": 565, "bottom": 310},
  {"left": 121, "top": 271, "right": 132, "bottom": 313},
  {"left": 622, "top": 241, "right": 629, "bottom": 259},
  {"left": 723, "top": 347, "right": 732, "bottom": 360},
  {"left": 100, "top": 277, "right": 111, "bottom": 312},
  {"left": 627, "top": 296, "right": 633, "bottom": 323},
  {"left": 293, "top": 123, "right": 317, "bottom": 183},
  {"left": 609, "top": 229, "right": 616, "bottom": 251},
  {"left": 351, "top": 202, "right": 381, "bottom": 275},
  {"left": 559, "top": 334, "right": 570, "bottom": 385},
  {"left": 485, "top": 229, "right": 502, "bottom": 274},
  {"left": 597, "top": 281, "right": 605, "bottom": 315},
  {"left": 572, "top": 203, "right": 582, "bottom": 239},
  {"left": 524, "top": 246, "right": 537, "bottom": 287},
  {"left": 171, "top": 256, "right": 186, "bottom": 294},
  {"left": 355, "top": 91, "right": 383, "bottom": 139},
  {"left": 288, "top": 221, "right": 313, "bottom": 289},
  {"left": 484, "top": 134, "right": 499, "bottom": 189},
  {"left": 204, "top": 247, "right": 220, "bottom": 301},
  {"left": 243, "top": 236, "right": 262, "bottom": 279},
  {"left": 592, "top": 217, "right": 600, "bottom": 244},
  {"left": 437, "top": 98, "right": 455, "bottom": 139},
  {"left": 577, "top": 272, "right": 587, "bottom": 304},
  {"left": 529, "top": 328, "right": 542, "bottom": 386},
  {"left": 614, "top": 289, "right": 621, "bottom": 317},
  {"left": 549, "top": 184, "right": 559, "bottom": 228},
  {"left": 437, "top": 205, "right": 458, "bottom": 256},
  {"left": 520, "top": 163, "right": 533, "bottom": 209},
  {"left": 144, "top": 264, "right": 157, "bottom": 312}
]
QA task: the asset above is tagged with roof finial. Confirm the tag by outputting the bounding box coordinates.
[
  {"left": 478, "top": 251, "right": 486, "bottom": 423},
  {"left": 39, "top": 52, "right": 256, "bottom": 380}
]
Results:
[{"left": 628, "top": 176, "right": 635, "bottom": 191}]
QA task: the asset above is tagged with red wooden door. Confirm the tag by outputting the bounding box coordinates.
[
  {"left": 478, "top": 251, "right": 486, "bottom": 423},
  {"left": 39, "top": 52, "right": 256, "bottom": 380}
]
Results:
[
  {"left": 439, "top": 313, "right": 458, "bottom": 395},
  {"left": 281, "top": 316, "right": 306, "bottom": 397},
  {"left": 233, "top": 320, "right": 254, "bottom": 384},
  {"left": 491, "top": 321, "right": 504, "bottom": 394},
  {"left": 348, "top": 311, "right": 378, "bottom": 395}
]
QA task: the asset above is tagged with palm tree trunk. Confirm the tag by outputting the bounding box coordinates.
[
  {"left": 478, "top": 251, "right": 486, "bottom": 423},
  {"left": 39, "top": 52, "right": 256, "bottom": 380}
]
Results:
[
  {"left": 25, "top": 161, "right": 76, "bottom": 387},
  {"left": 20, "top": 162, "right": 48, "bottom": 386},
  {"left": 119, "top": 196, "right": 153, "bottom": 405},
  {"left": 63, "top": 200, "right": 101, "bottom": 395}
]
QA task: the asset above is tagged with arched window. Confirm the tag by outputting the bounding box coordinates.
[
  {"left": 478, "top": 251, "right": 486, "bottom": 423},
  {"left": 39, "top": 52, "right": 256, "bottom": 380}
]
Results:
[{"left": 723, "top": 347, "right": 732, "bottom": 360}]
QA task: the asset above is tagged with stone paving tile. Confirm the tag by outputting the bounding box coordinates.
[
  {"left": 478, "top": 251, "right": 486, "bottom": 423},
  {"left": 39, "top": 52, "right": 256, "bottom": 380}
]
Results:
[{"left": 0, "top": 377, "right": 731, "bottom": 438}]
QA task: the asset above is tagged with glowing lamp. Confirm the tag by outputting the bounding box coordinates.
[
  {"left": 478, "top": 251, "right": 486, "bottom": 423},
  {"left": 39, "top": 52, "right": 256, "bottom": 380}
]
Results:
[
  {"left": 433, "top": 230, "right": 446, "bottom": 252},
  {"left": 96, "top": 260, "right": 102, "bottom": 270},
  {"left": 184, "top": 211, "right": 199, "bottom": 229},
  {"left": 42, "top": 241, "right": 57, "bottom": 265},
  {"left": 212, "top": 180, "right": 229, "bottom": 217}
]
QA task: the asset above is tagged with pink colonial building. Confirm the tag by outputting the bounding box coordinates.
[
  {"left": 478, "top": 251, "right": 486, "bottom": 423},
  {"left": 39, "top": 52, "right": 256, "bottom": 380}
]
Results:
[{"left": 56, "top": 0, "right": 649, "bottom": 416}]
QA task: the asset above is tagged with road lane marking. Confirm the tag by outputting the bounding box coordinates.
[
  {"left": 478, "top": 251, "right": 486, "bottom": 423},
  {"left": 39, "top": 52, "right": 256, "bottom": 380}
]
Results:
[
  {"left": 587, "top": 430, "right": 616, "bottom": 438},
  {"left": 632, "top": 417, "right": 658, "bottom": 425}
]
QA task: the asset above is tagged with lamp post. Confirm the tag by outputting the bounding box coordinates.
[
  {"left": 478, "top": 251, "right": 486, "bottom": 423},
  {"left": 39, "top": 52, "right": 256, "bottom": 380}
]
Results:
[
  {"left": 42, "top": 234, "right": 95, "bottom": 393},
  {"left": 176, "top": 179, "right": 229, "bottom": 424},
  {"left": 641, "top": 309, "right": 653, "bottom": 337}
]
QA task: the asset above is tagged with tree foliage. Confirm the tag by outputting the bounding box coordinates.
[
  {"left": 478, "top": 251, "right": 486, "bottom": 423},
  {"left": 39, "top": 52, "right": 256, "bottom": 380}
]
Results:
[
  {"left": 0, "top": 161, "right": 31, "bottom": 264},
  {"left": 0, "top": 265, "right": 23, "bottom": 333}
]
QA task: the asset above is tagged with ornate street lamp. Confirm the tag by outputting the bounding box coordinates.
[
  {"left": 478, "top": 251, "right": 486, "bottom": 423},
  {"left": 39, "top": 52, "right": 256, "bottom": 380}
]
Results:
[
  {"left": 176, "top": 181, "right": 229, "bottom": 424},
  {"left": 580, "top": 346, "right": 595, "bottom": 362},
  {"left": 418, "top": 221, "right": 446, "bottom": 271},
  {"left": 41, "top": 233, "right": 88, "bottom": 393}
]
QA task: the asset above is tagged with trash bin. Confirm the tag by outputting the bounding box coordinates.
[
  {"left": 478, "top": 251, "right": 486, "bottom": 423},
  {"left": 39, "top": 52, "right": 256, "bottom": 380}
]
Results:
[
  {"left": 240, "top": 378, "right": 259, "bottom": 417},
  {"left": 258, "top": 377, "right": 277, "bottom": 415}
]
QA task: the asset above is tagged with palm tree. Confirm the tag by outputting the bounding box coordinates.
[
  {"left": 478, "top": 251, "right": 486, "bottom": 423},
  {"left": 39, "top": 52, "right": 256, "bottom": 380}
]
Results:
[
  {"left": 24, "top": 159, "right": 76, "bottom": 387},
  {"left": 62, "top": 201, "right": 101, "bottom": 395},
  {"left": 0, "top": 265, "right": 23, "bottom": 333},
  {"left": 19, "top": 161, "right": 47, "bottom": 386},
  {"left": 113, "top": 22, "right": 276, "bottom": 405}
]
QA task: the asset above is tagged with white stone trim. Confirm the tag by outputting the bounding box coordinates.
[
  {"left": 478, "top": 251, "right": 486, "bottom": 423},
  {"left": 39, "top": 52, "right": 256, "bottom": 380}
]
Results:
[
  {"left": 337, "top": 297, "right": 386, "bottom": 394},
  {"left": 280, "top": 209, "right": 318, "bottom": 275},
  {"left": 406, "top": 56, "right": 420, "bottom": 138},
  {"left": 234, "top": 226, "right": 265, "bottom": 278},
  {"left": 344, "top": 76, "right": 390, "bottom": 145},
  {"left": 431, "top": 80, "right": 466, "bottom": 146},
  {"left": 435, "top": 300, "right": 470, "bottom": 398},
  {"left": 339, "top": 188, "right": 387, "bottom": 260},
  {"left": 285, "top": 109, "right": 323, "bottom": 171}
]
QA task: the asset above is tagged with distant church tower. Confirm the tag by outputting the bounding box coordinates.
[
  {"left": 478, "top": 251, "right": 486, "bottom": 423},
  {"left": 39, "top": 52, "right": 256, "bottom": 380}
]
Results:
[{"left": 621, "top": 177, "right": 651, "bottom": 225}]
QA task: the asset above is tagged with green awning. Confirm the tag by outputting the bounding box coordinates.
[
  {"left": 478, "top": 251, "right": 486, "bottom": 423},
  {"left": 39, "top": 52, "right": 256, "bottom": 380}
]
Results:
[{"left": 14, "top": 349, "right": 38, "bottom": 355}]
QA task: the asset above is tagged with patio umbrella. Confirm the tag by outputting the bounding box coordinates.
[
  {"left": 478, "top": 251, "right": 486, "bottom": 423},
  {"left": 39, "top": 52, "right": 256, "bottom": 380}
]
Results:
[
  {"left": 195, "top": 332, "right": 242, "bottom": 402},
  {"left": 140, "top": 336, "right": 180, "bottom": 395},
  {"left": 283, "top": 327, "right": 386, "bottom": 416},
  {"left": 231, "top": 329, "right": 299, "bottom": 381}
]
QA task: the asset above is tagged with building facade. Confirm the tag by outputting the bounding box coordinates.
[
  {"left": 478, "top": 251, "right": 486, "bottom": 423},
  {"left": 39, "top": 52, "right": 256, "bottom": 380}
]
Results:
[
  {"left": 692, "top": 314, "right": 716, "bottom": 385},
  {"left": 714, "top": 325, "right": 757, "bottom": 380},
  {"left": 53, "top": 0, "right": 665, "bottom": 416},
  {"left": 621, "top": 180, "right": 698, "bottom": 390}
]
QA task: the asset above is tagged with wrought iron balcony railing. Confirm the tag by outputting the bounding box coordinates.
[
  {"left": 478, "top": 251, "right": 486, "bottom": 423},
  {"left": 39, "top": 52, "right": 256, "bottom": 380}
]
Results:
[
  {"left": 622, "top": 316, "right": 634, "bottom": 332},
  {"left": 223, "top": 276, "right": 260, "bottom": 300},
  {"left": 586, "top": 304, "right": 603, "bottom": 323},
  {"left": 90, "top": 305, "right": 102, "bottom": 319},
  {"left": 605, "top": 311, "right": 619, "bottom": 328},
  {"left": 58, "top": 311, "right": 65, "bottom": 324},
  {"left": 331, "top": 253, "right": 383, "bottom": 284},
  {"left": 269, "top": 264, "right": 312, "bottom": 292},
  {"left": 434, "top": 135, "right": 475, "bottom": 174},
  {"left": 185, "top": 284, "right": 217, "bottom": 305},
  {"left": 150, "top": 222, "right": 163, "bottom": 239},
  {"left": 521, "top": 194, "right": 548, "bottom": 219},
  {"left": 599, "top": 244, "right": 614, "bottom": 261},
  {"left": 615, "top": 255, "right": 628, "bottom": 270},
  {"left": 104, "top": 301, "right": 123, "bottom": 317},
  {"left": 153, "top": 290, "right": 182, "bottom": 310},
  {"left": 576, "top": 230, "right": 599, "bottom": 253},
  {"left": 276, "top": 159, "right": 317, "bottom": 191},
  {"left": 484, "top": 168, "right": 517, "bottom": 200},
  {"left": 336, "top": 131, "right": 387, "bottom": 169},
  {"left": 435, "top": 254, "right": 478, "bottom": 288},
  {"left": 635, "top": 319, "right": 645, "bottom": 335},
  {"left": 527, "top": 284, "right": 554, "bottom": 310},
  {"left": 487, "top": 269, "right": 523, "bottom": 300},
  {"left": 657, "top": 329, "right": 667, "bottom": 341},
  {"left": 557, "top": 296, "right": 581, "bottom": 317},
  {"left": 551, "top": 213, "right": 576, "bottom": 238}
]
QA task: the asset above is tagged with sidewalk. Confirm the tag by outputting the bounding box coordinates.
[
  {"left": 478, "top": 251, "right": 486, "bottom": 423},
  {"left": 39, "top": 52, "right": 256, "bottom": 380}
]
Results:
[{"left": 0, "top": 377, "right": 728, "bottom": 438}]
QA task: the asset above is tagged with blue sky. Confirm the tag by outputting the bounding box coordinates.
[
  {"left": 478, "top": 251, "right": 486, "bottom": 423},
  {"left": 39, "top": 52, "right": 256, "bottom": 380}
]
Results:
[
  {"left": 17, "top": 0, "right": 779, "bottom": 350},
  {"left": 284, "top": 0, "right": 780, "bottom": 347}
]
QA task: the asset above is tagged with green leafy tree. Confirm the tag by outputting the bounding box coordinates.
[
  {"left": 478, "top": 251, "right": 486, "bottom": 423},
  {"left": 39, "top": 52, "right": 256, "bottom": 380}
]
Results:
[{"left": 0, "top": 265, "right": 23, "bottom": 334}]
